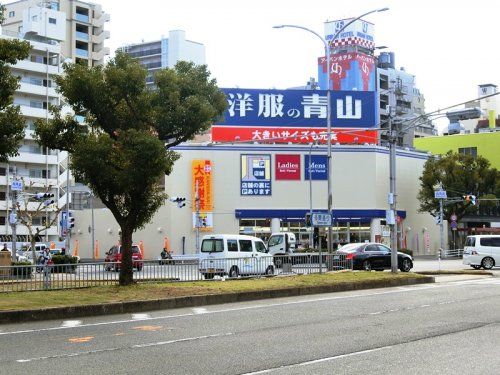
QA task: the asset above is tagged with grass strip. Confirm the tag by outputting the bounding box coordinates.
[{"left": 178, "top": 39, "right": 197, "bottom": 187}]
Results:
[{"left": 0, "top": 272, "right": 428, "bottom": 312}]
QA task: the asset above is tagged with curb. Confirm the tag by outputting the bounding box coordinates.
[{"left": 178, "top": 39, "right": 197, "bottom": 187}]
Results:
[
  {"left": 416, "top": 271, "right": 493, "bottom": 276},
  {"left": 0, "top": 276, "right": 434, "bottom": 324}
]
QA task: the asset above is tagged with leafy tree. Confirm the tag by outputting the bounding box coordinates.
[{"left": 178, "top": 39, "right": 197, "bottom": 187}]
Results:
[
  {"left": 418, "top": 151, "right": 500, "bottom": 221},
  {"left": 0, "top": 4, "right": 31, "bottom": 162},
  {"left": 35, "top": 52, "right": 226, "bottom": 285}
]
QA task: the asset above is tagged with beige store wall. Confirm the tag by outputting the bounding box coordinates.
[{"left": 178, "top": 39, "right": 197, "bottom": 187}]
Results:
[{"left": 70, "top": 144, "right": 442, "bottom": 259}]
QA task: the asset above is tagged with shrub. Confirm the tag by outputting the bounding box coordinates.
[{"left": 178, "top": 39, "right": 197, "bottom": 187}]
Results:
[
  {"left": 11, "top": 261, "right": 32, "bottom": 278},
  {"left": 51, "top": 255, "right": 78, "bottom": 273}
]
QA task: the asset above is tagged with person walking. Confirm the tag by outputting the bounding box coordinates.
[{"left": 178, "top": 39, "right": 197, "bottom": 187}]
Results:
[
  {"left": 38, "top": 248, "right": 52, "bottom": 289},
  {"left": 2, "top": 243, "right": 9, "bottom": 252}
]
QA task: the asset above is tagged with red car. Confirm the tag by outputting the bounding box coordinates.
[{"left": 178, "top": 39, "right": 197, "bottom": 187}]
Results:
[{"left": 104, "top": 245, "right": 143, "bottom": 271}]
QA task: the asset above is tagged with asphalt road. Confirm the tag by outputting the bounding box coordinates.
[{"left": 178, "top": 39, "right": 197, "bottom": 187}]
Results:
[{"left": 1, "top": 275, "right": 500, "bottom": 374}]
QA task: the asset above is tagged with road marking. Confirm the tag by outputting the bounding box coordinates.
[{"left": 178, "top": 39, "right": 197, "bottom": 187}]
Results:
[
  {"left": 16, "top": 332, "right": 233, "bottom": 363},
  {"left": 132, "top": 325, "right": 163, "bottom": 331},
  {"left": 131, "top": 313, "right": 150, "bottom": 320},
  {"left": 241, "top": 345, "right": 392, "bottom": 374},
  {"left": 68, "top": 336, "right": 94, "bottom": 343},
  {"left": 193, "top": 307, "right": 208, "bottom": 314},
  {"left": 2, "top": 279, "right": 497, "bottom": 337},
  {"left": 61, "top": 320, "right": 82, "bottom": 328}
]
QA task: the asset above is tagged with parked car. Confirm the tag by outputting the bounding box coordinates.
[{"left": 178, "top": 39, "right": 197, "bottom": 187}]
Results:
[
  {"left": 104, "top": 245, "right": 143, "bottom": 271},
  {"left": 199, "top": 234, "right": 274, "bottom": 279},
  {"left": 336, "top": 242, "right": 413, "bottom": 272},
  {"left": 463, "top": 235, "right": 500, "bottom": 270}
]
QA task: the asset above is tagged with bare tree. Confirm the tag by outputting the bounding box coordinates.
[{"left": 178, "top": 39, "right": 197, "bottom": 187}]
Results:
[{"left": 15, "top": 179, "right": 62, "bottom": 262}]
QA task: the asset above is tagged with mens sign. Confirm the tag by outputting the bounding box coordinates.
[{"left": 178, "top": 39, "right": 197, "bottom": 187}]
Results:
[{"left": 304, "top": 155, "right": 328, "bottom": 180}]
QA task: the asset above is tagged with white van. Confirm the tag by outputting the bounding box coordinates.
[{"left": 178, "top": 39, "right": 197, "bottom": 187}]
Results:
[
  {"left": 463, "top": 235, "right": 500, "bottom": 269},
  {"left": 199, "top": 234, "right": 274, "bottom": 279}
]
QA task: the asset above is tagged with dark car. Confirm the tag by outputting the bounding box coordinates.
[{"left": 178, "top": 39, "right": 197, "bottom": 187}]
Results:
[{"left": 337, "top": 243, "right": 413, "bottom": 272}]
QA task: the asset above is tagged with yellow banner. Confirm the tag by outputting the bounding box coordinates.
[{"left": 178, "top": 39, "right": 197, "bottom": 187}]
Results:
[
  {"left": 192, "top": 160, "right": 213, "bottom": 213},
  {"left": 489, "top": 110, "right": 496, "bottom": 129}
]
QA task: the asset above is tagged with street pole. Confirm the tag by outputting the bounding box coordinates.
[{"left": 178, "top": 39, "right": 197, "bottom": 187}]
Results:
[
  {"left": 90, "top": 193, "right": 95, "bottom": 260},
  {"left": 273, "top": 8, "right": 389, "bottom": 259},
  {"left": 308, "top": 142, "right": 314, "bottom": 249},
  {"left": 388, "top": 115, "right": 398, "bottom": 273},
  {"left": 65, "top": 153, "right": 70, "bottom": 253},
  {"left": 10, "top": 191, "right": 17, "bottom": 262},
  {"left": 439, "top": 196, "right": 444, "bottom": 270}
]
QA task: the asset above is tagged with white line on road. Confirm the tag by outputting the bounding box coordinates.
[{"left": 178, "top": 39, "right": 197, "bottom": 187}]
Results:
[
  {"left": 16, "top": 332, "right": 233, "bottom": 363},
  {"left": 131, "top": 313, "right": 151, "bottom": 320},
  {"left": 2, "top": 279, "right": 496, "bottom": 337},
  {"left": 60, "top": 320, "right": 82, "bottom": 328},
  {"left": 241, "top": 346, "right": 393, "bottom": 374}
]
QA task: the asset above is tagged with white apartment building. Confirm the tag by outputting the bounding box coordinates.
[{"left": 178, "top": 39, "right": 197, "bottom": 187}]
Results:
[
  {"left": 2, "top": 0, "right": 110, "bottom": 66},
  {"left": 377, "top": 52, "right": 435, "bottom": 147},
  {"left": 118, "top": 30, "right": 205, "bottom": 85},
  {"left": 0, "top": 24, "right": 68, "bottom": 244}
]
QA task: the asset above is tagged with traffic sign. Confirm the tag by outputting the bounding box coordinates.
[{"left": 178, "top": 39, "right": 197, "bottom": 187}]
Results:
[
  {"left": 311, "top": 212, "right": 332, "bottom": 227},
  {"left": 9, "top": 212, "right": 17, "bottom": 225},
  {"left": 450, "top": 221, "right": 458, "bottom": 230},
  {"left": 11, "top": 180, "right": 22, "bottom": 191},
  {"left": 450, "top": 214, "right": 457, "bottom": 221},
  {"left": 434, "top": 190, "right": 447, "bottom": 199}
]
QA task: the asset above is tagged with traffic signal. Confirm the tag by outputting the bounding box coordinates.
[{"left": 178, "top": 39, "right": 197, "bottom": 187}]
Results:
[
  {"left": 202, "top": 217, "right": 207, "bottom": 227},
  {"left": 67, "top": 216, "right": 75, "bottom": 230},
  {"left": 169, "top": 196, "right": 186, "bottom": 208}
]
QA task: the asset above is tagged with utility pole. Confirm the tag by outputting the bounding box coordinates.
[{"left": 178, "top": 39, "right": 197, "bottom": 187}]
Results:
[
  {"left": 388, "top": 114, "right": 398, "bottom": 273},
  {"left": 9, "top": 167, "right": 19, "bottom": 262}
]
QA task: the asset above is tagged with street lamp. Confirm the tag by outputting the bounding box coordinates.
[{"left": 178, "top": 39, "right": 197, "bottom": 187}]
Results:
[{"left": 273, "top": 7, "right": 389, "bottom": 255}]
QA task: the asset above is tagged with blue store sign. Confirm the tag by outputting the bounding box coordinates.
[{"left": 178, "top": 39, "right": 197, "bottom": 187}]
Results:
[{"left": 304, "top": 155, "right": 328, "bottom": 180}]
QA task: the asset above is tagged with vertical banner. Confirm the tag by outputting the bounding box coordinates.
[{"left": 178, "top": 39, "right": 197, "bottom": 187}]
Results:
[
  {"left": 241, "top": 154, "right": 272, "bottom": 195},
  {"left": 192, "top": 160, "right": 213, "bottom": 231}
]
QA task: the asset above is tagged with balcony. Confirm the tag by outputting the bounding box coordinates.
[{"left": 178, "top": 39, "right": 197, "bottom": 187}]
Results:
[
  {"left": 18, "top": 105, "right": 50, "bottom": 119},
  {"left": 10, "top": 153, "right": 58, "bottom": 165},
  {"left": 75, "top": 48, "right": 89, "bottom": 58},
  {"left": 0, "top": 225, "right": 59, "bottom": 236},
  {"left": 75, "top": 13, "right": 89, "bottom": 23},
  {"left": 92, "top": 46, "right": 110, "bottom": 62},
  {"left": 13, "top": 60, "right": 59, "bottom": 75},
  {"left": 76, "top": 31, "right": 89, "bottom": 41},
  {"left": 18, "top": 82, "right": 58, "bottom": 98}
]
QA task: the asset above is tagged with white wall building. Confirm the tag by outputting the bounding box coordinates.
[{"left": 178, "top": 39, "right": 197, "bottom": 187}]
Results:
[
  {"left": 117, "top": 30, "right": 205, "bottom": 85},
  {"left": 69, "top": 143, "right": 443, "bottom": 260},
  {"left": 0, "top": 30, "right": 69, "bottom": 244},
  {"left": 3, "top": 0, "right": 110, "bottom": 66}
]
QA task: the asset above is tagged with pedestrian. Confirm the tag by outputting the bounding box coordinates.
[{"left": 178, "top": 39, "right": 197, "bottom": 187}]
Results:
[
  {"left": 1, "top": 243, "right": 8, "bottom": 252},
  {"left": 38, "top": 248, "right": 52, "bottom": 289},
  {"left": 61, "top": 247, "right": 66, "bottom": 256}
]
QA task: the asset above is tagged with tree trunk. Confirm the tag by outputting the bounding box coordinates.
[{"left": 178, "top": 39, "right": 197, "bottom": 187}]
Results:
[
  {"left": 119, "top": 225, "right": 134, "bottom": 285},
  {"left": 30, "top": 234, "right": 36, "bottom": 265}
]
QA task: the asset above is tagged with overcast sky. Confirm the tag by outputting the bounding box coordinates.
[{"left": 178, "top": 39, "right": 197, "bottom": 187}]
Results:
[{"left": 96, "top": 0, "right": 498, "bottom": 124}]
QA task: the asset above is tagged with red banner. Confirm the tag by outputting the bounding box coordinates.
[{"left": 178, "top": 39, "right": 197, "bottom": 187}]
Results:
[{"left": 212, "top": 126, "right": 377, "bottom": 144}]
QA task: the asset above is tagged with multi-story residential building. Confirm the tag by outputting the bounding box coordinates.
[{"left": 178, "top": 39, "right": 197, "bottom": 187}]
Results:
[
  {"left": 2, "top": 0, "right": 110, "bottom": 67},
  {"left": 376, "top": 52, "right": 435, "bottom": 147},
  {"left": 0, "top": 27, "right": 69, "bottom": 244},
  {"left": 117, "top": 30, "right": 205, "bottom": 85},
  {"left": 458, "top": 84, "right": 500, "bottom": 134}
]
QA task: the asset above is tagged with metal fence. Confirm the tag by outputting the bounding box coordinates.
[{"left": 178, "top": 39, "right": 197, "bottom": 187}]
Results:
[
  {"left": 0, "top": 253, "right": 352, "bottom": 292},
  {"left": 442, "top": 248, "right": 464, "bottom": 258}
]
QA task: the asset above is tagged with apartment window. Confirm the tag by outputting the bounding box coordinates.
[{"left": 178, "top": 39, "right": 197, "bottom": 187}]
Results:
[
  {"left": 30, "top": 77, "right": 43, "bottom": 86},
  {"left": 25, "top": 121, "right": 36, "bottom": 130},
  {"left": 43, "top": 79, "right": 52, "bottom": 87},
  {"left": 49, "top": 17, "right": 57, "bottom": 24},
  {"left": 29, "top": 169, "right": 51, "bottom": 179},
  {"left": 458, "top": 147, "right": 477, "bottom": 158},
  {"left": 0, "top": 168, "right": 5, "bottom": 176},
  {"left": 0, "top": 217, "right": 5, "bottom": 225},
  {"left": 30, "top": 101, "right": 48, "bottom": 109},
  {"left": 32, "top": 15, "right": 38, "bottom": 21},
  {"left": 9, "top": 11, "right": 15, "bottom": 17},
  {"left": 30, "top": 55, "right": 48, "bottom": 64},
  {"left": 0, "top": 192, "right": 6, "bottom": 200}
]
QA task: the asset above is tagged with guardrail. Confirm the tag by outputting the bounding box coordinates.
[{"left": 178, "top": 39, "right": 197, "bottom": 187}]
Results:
[
  {"left": 0, "top": 253, "right": 352, "bottom": 292},
  {"left": 441, "top": 248, "right": 464, "bottom": 258}
]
